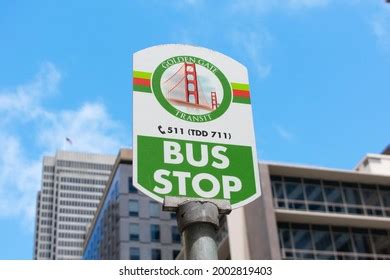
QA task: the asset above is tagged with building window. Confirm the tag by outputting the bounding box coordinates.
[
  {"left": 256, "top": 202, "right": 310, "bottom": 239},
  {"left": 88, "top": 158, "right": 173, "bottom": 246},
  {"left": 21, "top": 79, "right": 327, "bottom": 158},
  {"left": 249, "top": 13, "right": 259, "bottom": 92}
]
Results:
[
  {"left": 332, "top": 227, "right": 353, "bottom": 255},
  {"left": 150, "top": 224, "right": 160, "bottom": 242},
  {"left": 342, "top": 183, "right": 363, "bottom": 214},
  {"left": 130, "top": 247, "right": 140, "bottom": 260},
  {"left": 278, "top": 222, "right": 390, "bottom": 260},
  {"left": 272, "top": 180, "right": 285, "bottom": 208},
  {"left": 352, "top": 228, "right": 372, "bottom": 254},
  {"left": 371, "top": 229, "right": 390, "bottom": 255},
  {"left": 361, "top": 185, "right": 383, "bottom": 216},
  {"left": 172, "top": 250, "right": 180, "bottom": 260},
  {"left": 171, "top": 226, "right": 181, "bottom": 243},
  {"left": 285, "top": 177, "right": 305, "bottom": 210},
  {"left": 304, "top": 179, "right": 325, "bottom": 212},
  {"left": 149, "top": 202, "right": 160, "bottom": 218},
  {"left": 278, "top": 222, "right": 292, "bottom": 255},
  {"left": 291, "top": 224, "right": 313, "bottom": 259},
  {"left": 312, "top": 225, "right": 333, "bottom": 253},
  {"left": 271, "top": 176, "right": 390, "bottom": 219},
  {"left": 170, "top": 212, "right": 177, "bottom": 219},
  {"left": 129, "top": 223, "right": 139, "bottom": 241},
  {"left": 323, "top": 182, "right": 345, "bottom": 213},
  {"left": 379, "top": 186, "right": 390, "bottom": 217},
  {"left": 151, "top": 249, "right": 161, "bottom": 260},
  {"left": 129, "top": 200, "right": 139, "bottom": 217},
  {"left": 128, "top": 177, "right": 137, "bottom": 193}
]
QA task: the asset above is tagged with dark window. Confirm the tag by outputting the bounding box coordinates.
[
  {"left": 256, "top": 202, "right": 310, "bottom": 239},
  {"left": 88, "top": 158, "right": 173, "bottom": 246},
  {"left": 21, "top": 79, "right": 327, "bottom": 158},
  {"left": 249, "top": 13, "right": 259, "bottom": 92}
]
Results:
[
  {"left": 332, "top": 227, "right": 353, "bottom": 252},
  {"left": 130, "top": 247, "right": 140, "bottom": 260},
  {"left": 352, "top": 228, "right": 372, "bottom": 254},
  {"left": 272, "top": 181, "right": 284, "bottom": 199},
  {"left": 170, "top": 212, "right": 177, "bottom": 219},
  {"left": 324, "top": 184, "right": 345, "bottom": 213},
  {"left": 129, "top": 200, "right": 139, "bottom": 217},
  {"left": 128, "top": 177, "right": 137, "bottom": 193},
  {"left": 284, "top": 177, "right": 301, "bottom": 183},
  {"left": 379, "top": 186, "right": 390, "bottom": 206},
  {"left": 312, "top": 225, "right": 333, "bottom": 252},
  {"left": 129, "top": 223, "right": 139, "bottom": 241},
  {"left": 272, "top": 182, "right": 286, "bottom": 208},
  {"left": 324, "top": 184, "right": 343, "bottom": 202},
  {"left": 343, "top": 183, "right": 362, "bottom": 204},
  {"left": 379, "top": 186, "right": 390, "bottom": 217},
  {"left": 371, "top": 229, "right": 390, "bottom": 255},
  {"left": 342, "top": 183, "right": 363, "bottom": 214},
  {"left": 285, "top": 178, "right": 305, "bottom": 210},
  {"left": 149, "top": 202, "right": 160, "bottom": 218},
  {"left": 151, "top": 249, "right": 161, "bottom": 260},
  {"left": 151, "top": 224, "right": 160, "bottom": 242},
  {"left": 171, "top": 226, "right": 181, "bottom": 243},
  {"left": 361, "top": 185, "right": 383, "bottom": 216},
  {"left": 278, "top": 222, "right": 292, "bottom": 249},
  {"left": 304, "top": 181, "right": 325, "bottom": 211},
  {"left": 291, "top": 224, "right": 312, "bottom": 250},
  {"left": 270, "top": 175, "right": 282, "bottom": 181}
]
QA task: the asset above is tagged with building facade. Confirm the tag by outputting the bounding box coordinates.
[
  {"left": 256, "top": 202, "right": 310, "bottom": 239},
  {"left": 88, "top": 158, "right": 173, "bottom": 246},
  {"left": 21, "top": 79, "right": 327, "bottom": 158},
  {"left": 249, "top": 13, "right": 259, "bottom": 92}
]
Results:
[
  {"left": 224, "top": 151, "right": 390, "bottom": 260},
  {"left": 33, "top": 151, "right": 115, "bottom": 260},
  {"left": 83, "top": 149, "right": 181, "bottom": 260}
]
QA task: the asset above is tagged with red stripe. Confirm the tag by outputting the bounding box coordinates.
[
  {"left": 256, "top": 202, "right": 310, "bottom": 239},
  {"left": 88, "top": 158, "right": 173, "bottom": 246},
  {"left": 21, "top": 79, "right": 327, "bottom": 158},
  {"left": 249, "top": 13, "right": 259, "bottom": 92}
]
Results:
[
  {"left": 233, "top": 89, "right": 250, "bottom": 98},
  {"left": 133, "top": 77, "right": 150, "bottom": 87}
]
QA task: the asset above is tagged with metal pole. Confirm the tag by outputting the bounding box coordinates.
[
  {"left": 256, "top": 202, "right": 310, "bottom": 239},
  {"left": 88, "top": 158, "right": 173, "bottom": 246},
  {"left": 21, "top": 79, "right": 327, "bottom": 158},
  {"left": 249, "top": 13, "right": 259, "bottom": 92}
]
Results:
[
  {"left": 177, "top": 201, "right": 219, "bottom": 260},
  {"left": 163, "top": 197, "right": 231, "bottom": 260}
]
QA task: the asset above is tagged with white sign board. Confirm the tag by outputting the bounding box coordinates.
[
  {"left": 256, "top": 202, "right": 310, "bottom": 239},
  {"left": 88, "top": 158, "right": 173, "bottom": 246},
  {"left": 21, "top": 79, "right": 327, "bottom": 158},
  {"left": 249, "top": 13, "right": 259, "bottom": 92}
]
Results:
[{"left": 133, "top": 44, "right": 260, "bottom": 208}]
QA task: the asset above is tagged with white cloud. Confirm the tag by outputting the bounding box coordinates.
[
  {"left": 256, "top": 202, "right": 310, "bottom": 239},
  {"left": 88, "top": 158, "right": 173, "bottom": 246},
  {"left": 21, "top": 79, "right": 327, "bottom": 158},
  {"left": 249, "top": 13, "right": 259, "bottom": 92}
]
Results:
[
  {"left": 273, "top": 123, "right": 294, "bottom": 141},
  {"left": 231, "top": 29, "right": 272, "bottom": 79},
  {"left": 39, "top": 103, "right": 124, "bottom": 154},
  {"left": 0, "top": 134, "right": 41, "bottom": 226},
  {"left": 0, "top": 63, "right": 125, "bottom": 229},
  {"left": 371, "top": 5, "right": 390, "bottom": 51},
  {"left": 0, "top": 62, "right": 60, "bottom": 124}
]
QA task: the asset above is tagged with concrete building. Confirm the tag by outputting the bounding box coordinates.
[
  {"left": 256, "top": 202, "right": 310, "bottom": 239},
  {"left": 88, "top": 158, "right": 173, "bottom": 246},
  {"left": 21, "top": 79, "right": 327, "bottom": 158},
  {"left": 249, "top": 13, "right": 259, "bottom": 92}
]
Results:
[
  {"left": 220, "top": 150, "right": 390, "bottom": 260},
  {"left": 83, "top": 149, "right": 181, "bottom": 260},
  {"left": 33, "top": 150, "right": 116, "bottom": 260}
]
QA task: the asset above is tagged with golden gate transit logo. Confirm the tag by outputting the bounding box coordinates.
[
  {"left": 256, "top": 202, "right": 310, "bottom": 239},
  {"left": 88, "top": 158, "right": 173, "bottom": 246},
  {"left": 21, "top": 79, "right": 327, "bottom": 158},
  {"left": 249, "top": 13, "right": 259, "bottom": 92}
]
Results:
[{"left": 151, "top": 56, "right": 232, "bottom": 122}]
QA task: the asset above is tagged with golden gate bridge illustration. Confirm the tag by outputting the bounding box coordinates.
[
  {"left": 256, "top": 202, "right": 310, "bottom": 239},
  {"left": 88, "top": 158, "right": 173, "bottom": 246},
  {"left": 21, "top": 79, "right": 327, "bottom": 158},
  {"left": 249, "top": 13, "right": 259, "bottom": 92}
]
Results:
[{"left": 162, "top": 62, "right": 219, "bottom": 112}]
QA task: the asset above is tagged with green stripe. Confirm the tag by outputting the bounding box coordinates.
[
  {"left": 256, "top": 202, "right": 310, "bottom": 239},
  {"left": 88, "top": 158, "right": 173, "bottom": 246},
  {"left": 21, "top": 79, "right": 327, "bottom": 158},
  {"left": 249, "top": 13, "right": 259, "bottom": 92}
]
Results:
[
  {"left": 233, "top": 96, "right": 251, "bottom": 104},
  {"left": 133, "top": 84, "right": 152, "bottom": 93},
  {"left": 231, "top": 82, "right": 249, "bottom": 91},
  {"left": 133, "top": 71, "right": 152, "bottom": 79}
]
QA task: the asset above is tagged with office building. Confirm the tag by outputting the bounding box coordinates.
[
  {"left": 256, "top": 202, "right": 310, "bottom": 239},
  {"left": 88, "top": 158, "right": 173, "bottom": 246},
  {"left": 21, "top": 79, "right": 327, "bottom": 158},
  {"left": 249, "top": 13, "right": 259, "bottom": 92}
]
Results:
[
  {"left": 219, "top": 149, "right": 390, "bottom": 260},
  {"left": 83, "top": 149, "right": 181, "bottom": 260},
  {"left": 33, "top": 150, "right": 116, "bottom": 260}
]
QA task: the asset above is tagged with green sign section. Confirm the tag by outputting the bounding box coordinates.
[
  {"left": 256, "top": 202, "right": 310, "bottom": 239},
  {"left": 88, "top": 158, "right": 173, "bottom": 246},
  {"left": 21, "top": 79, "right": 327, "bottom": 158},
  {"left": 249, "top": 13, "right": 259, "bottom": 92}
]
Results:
[{"left": 137, "top": 135, "right": 256, "bottom": 206}]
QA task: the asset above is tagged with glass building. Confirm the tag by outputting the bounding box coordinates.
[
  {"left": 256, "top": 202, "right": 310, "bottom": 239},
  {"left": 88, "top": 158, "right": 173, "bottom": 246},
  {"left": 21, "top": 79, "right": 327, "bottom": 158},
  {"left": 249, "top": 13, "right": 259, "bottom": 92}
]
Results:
[
  {"left": 272, "top": 175, "right": 390, "bottom": 259},
  {"left": 83, "top": 149, "right": 181, "bottom": 260},
  {"left": 196, "top": 149, "right": 390, "bottom": 260}
]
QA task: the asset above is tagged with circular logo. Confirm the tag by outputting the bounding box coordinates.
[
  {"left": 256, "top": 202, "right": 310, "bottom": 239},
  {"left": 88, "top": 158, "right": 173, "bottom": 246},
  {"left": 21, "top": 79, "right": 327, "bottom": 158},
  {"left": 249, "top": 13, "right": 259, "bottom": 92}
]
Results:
[{"left": 151, "top": 55, "right": 231, "bottom": 122}]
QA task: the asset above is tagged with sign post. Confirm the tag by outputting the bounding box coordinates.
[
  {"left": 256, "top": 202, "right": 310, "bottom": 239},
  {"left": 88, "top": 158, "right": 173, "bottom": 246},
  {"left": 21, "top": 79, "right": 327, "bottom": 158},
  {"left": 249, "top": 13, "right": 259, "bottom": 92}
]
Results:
[
  {"left": 164, "top": 197, "right": 231, "bottom": 259},
  {"left": 132, "top": 44, "right": 261, "bottom": 259}
]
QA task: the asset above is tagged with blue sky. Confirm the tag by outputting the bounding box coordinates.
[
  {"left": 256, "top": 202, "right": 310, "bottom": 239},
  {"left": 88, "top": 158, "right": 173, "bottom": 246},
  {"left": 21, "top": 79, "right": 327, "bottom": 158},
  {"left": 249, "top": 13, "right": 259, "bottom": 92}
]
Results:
[{"left": 0, "top": 0, "right": 389, "bottom": 259}]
